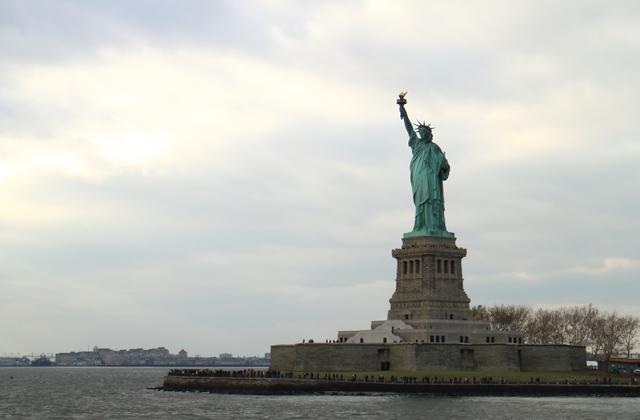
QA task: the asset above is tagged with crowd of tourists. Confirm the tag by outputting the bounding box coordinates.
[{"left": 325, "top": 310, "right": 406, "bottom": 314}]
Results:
[
  {"left": 167, "top": 369, "right": 291, "bottom": 378},
  {"left": 167, "top": 369, "right": 637, "bottom": 385},
  {"left": 294, "top": 373, "right": 637, "bottom": 385}
]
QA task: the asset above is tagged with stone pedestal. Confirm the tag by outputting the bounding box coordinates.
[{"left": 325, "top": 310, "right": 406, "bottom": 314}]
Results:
[{"left": 387, "top": 235, "right": 471, "bottom": 321}]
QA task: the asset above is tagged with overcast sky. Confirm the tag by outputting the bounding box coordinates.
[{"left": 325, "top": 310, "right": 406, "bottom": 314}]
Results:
[{"left": 1, "top": 0, "right": 639, "bottom": 357}]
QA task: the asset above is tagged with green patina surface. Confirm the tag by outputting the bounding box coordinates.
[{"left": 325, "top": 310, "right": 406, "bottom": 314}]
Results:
[{"left": 398, "top": 93, "right": 454, "bottom": 239}]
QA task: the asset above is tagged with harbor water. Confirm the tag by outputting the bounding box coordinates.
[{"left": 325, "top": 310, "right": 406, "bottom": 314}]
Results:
[{"left": 1, "top": 367, "right": 640, "bottom": 419}]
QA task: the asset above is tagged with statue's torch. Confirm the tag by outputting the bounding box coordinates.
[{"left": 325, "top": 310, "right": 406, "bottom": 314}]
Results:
[{"left": 397, "top": 91, "right": 407, "bottom": 119}]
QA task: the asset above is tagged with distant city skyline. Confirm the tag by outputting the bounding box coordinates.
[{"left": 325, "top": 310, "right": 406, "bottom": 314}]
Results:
[
  {"left": 0, "top": 348, "right": 268, "bottom": 359},
  {"left": 0, "top": 345, "right": 271, "bottom": 368},
  {"left": 2, "top": 1, "right": 639, "bottom": 356}
]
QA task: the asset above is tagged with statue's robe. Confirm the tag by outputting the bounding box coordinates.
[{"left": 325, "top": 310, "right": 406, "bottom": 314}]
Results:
[{"left": 408, "top": 132, "right": 450, "bottom": 235}]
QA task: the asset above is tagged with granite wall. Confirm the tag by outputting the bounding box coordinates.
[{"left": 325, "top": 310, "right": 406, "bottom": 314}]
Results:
[{"left": 520, "top": 345, "right": 586, "bottom": 371}]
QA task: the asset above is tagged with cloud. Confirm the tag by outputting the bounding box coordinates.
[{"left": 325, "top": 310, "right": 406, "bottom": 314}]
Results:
[
  {"left": 1, "top": 1, "right": 640, "bottom": 355},
  {"left": 0, "top": 1, "right": 267, "bottom": 64},
  {"left": 568, "top": 257, "right": 638, "bottom": 275}
]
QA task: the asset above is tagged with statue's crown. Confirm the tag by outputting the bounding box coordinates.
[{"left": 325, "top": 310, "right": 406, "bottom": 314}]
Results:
[{"left": 414, "top": 120, "right": 433, "bottom": 131}]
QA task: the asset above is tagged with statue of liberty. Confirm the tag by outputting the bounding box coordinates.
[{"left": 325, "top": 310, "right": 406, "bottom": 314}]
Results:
[{"left": 397, "top": 92, "right": 454, "bottom": 238}]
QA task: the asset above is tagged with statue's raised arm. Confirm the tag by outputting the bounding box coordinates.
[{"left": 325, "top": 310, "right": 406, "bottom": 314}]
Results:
[{"left": 397, "top": 91, "right": 415, "bottom": 138}]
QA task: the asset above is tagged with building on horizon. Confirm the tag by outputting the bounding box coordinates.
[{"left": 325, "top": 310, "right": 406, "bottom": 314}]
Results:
[{"left": 54, "top": 347, "right": 269, "bottom": 367}]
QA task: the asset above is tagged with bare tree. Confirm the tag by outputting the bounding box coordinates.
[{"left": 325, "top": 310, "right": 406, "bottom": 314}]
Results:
[
  {"left": 550, "top": 308, "right": 571, "bottom": 344},
  {"left": 524, "top": 308, "right": 558, "bottom": 344},
  {"left": 588, "top": 315, "right": 605, "bottom": 358},
  {"left": 470, "top": 305, "right": 490, "bottom": 323},
  {"left": 564, "top": 304, "right": 599, "bottom": 346},
  {"left": 591, "top": 311, "right": 627, "bottom": 367},
  {"left": 471, "top": 305, "right": 531, "bottom": 333},
  {"left": 488, "top": 305, "right": 531, "bottom": 332},
  {"left": 620, "top": 315, "right": 640, "bottom": 358},
  {"left": 472, "top": 303, "right": 638, "bottom": 360}
]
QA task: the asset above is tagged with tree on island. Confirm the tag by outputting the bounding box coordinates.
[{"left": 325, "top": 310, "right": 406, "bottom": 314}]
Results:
[{"left": 471, "top": 304, "right": 640, "bottom": 362}]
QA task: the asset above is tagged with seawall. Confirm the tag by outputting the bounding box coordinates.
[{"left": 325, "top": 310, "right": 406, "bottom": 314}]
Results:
[{"left": 162, "top": 376, "right": 640, "bottom": 396}]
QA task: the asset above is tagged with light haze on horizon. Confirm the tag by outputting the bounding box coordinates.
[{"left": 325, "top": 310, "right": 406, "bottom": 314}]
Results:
[{"left": 1, "top": 0, "right": 639, "bottom": 356}]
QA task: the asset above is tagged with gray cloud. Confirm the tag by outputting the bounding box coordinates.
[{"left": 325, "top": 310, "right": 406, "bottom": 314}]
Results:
[
  {"left": 1, "top": 0, "right": 639, "bottom": 356},
  {"left": 0, "top": 1, "right": 270, "bottom": 63}
]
